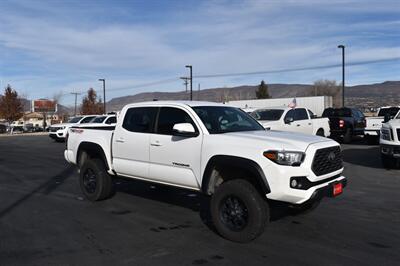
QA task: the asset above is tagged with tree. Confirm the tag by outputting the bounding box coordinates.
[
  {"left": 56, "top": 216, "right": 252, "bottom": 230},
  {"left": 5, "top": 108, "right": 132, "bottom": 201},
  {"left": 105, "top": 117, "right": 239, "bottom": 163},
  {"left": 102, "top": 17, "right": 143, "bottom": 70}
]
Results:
[
  {"left": 81, "top": 88, "right": 104, "bottom": 115},
  {"left": 0, "top": 84, "right": 24, "bottom": 124},
  {"left": 312, "top": 80, "right": 342, "bottom": 107},
  {"left": 256, "top": 80, "right": 271, "bottom": 99}
]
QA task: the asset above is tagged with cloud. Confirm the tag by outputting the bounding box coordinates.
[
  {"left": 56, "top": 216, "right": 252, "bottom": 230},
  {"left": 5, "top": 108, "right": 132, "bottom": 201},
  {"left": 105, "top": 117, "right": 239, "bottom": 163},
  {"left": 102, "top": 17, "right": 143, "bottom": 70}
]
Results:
[{"left": 0, "top": 0, "right": 399, "bottom": 104}]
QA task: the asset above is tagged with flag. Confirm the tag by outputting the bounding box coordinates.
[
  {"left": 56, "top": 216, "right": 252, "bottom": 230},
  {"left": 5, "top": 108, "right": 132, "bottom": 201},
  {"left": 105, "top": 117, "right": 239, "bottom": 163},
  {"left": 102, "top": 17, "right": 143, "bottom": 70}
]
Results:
[{"left": 288, "top": 98, "right": 297, "bottom": 108}]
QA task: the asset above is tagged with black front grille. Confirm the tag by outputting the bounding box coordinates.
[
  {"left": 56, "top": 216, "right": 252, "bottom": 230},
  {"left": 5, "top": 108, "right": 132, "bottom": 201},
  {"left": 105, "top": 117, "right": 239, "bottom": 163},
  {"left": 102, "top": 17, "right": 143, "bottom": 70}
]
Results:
[
  {"left": 397, "top": 129, "right": 400, "bottom": 141},
  {"left": 312, "top": 146, "right": 343, "bottom": 176},
  {"left": 50, "top": 127, "right": 59, "bottom": 132}
]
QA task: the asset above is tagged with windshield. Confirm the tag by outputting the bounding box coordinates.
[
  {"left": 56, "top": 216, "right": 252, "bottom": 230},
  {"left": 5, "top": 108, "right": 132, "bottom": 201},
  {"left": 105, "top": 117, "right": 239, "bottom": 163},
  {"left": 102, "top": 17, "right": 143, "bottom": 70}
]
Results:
[
  {"left": 322, "top": 108, "right": 351, "bottom": 117},
  {"left": 68, "top": 117, "right": 82, "bottom": 123},
  {"left": 91, "top": 116, "right": 107, "bottom": 123},
  {"left": 251, "top": 109, "right": 284, "bottom": 121},
  {"left": 192, "top": 106, "right": 264, "bottom": 134},
  {"left": 378, "top": 107, "right": 400, "bottom": 117}
]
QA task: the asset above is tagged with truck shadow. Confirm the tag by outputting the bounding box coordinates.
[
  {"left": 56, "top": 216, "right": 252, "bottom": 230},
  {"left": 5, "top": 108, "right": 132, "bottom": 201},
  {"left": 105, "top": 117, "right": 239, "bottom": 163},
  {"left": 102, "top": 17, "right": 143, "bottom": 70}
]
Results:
[
  {"left": 341, "top": 146, "right": 383, "bottom": 169},
  {"left": 113, "top": 178, "right": 310, "bottom": 229}
]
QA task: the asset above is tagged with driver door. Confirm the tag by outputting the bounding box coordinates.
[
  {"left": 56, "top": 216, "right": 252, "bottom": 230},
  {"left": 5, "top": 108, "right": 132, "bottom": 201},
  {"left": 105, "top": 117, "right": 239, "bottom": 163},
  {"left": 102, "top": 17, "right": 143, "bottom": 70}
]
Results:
[{"left": 148, "top": 107, "right": 202, "bottom": 189}]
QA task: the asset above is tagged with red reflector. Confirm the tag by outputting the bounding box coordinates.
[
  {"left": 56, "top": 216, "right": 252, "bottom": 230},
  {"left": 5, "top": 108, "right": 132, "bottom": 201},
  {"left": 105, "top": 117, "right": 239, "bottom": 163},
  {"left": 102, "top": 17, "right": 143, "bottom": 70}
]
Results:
[
  {"left": 339, "top": 120, "right": 344, "bottom": 128},
  {"left": 333, "top": 183, "right": 343, "bottom": 196}
]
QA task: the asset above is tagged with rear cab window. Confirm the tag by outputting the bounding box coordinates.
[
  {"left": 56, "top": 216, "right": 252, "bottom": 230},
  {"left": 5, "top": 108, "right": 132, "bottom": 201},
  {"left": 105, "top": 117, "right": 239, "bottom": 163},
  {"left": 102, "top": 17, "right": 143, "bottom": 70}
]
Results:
[{"left": 122, "top": 107, "right": 158, "bottom": 133}]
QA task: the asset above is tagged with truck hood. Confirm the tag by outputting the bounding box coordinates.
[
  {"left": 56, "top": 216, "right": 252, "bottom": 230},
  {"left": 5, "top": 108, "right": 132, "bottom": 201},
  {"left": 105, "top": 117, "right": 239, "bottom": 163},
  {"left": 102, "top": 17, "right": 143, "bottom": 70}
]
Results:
[
  {"left": 223, "top": 130, "right": 334, "bottom": 152},
  {"left": 386, "top": 119, "right": 400, "bottom": 128}
]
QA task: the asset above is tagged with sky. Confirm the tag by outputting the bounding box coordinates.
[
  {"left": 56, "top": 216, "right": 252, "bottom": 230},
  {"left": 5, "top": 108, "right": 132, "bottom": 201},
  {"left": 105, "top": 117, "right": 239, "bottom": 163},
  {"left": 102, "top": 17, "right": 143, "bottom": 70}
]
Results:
[{"left": 0, "top": 0, "right": 399, "bottom": 106}]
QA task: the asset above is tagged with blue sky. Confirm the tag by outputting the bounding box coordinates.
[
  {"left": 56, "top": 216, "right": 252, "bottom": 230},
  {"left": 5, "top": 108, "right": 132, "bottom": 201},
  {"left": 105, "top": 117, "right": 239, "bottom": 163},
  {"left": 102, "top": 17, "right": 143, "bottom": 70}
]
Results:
[{"left": 0, "top": 0, "right": 399, "bottom": 106}]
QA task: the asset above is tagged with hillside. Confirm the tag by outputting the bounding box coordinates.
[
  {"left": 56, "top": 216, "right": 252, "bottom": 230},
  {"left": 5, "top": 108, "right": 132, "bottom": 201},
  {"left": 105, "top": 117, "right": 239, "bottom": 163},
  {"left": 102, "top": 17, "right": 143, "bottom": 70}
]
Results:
[{"left": 106, "top": 81, "right": 400, "bottom": 111}]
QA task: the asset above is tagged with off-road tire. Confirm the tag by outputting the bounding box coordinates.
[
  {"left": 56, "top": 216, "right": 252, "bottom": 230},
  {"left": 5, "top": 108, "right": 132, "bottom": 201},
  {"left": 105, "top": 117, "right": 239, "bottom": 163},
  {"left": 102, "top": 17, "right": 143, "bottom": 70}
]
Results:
[
  {"left": 79, "top": 158, "right": 114, "bottom": 201},
  {"left": 210, "top": 179, "right": 269, "bottom": 243}
]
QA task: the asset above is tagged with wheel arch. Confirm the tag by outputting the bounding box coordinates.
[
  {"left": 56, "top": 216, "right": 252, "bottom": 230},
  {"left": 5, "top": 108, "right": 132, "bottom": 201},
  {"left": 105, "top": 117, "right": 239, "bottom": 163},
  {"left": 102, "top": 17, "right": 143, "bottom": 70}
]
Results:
[
  {"left": 77, "top": 142, "right": 110, "bottom": 170},
  {"left": 201, "top": 155, "right": 271, "bottom": 196}
]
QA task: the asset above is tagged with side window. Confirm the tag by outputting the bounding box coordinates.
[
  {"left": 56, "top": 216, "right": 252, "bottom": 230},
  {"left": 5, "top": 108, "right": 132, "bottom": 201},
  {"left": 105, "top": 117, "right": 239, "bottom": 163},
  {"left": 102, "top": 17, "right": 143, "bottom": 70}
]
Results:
[
  {"left": 294, "top": 109, "right": 308, "bottom": 121},
  {"left": 105, "top": 116, "right": 116, "bottom": 124},
  {"left": 357, "top": 110, "right": 364, "bottom": 118},
  {"left": 352, "top": 109, "right": 360, "bottom": 118},
  {"left": 308, "top": 109, "right": 315, "bottom": 118},
  {"left": 284, "top": 109, "right": 295, "bottom": 122},
  {"left": 156, "top": 107, "right": 197, "bottom": 135},
  {"left": 122, "top": 107, "right": 157, "bottom": 133},
  {"left": 80, "top": 116, "right": 96, "bottom": 123}
]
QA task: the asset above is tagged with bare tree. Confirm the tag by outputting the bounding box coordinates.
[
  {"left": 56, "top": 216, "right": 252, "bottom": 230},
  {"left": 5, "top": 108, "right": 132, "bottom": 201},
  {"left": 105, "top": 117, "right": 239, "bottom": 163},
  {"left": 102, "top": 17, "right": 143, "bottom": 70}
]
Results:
[
  {"left": 81, "top": 88, "right": 104, "bottom": 115},
  {"left": 312, "top": 80, "right": 342, "bottom": 107}
]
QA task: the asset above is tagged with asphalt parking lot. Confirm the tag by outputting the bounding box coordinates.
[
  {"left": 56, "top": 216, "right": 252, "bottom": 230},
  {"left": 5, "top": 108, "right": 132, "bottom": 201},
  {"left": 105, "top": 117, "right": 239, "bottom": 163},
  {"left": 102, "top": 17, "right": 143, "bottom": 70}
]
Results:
[{"left": 0, "top": 136, "right": 399, "bottom": 266}]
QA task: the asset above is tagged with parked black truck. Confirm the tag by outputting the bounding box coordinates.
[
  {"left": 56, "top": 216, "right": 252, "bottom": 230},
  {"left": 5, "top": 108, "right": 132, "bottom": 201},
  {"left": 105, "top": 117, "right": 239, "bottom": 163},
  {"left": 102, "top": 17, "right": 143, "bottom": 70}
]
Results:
[{"left": 322, "top": 107, "right": 366, "bottom": 143}]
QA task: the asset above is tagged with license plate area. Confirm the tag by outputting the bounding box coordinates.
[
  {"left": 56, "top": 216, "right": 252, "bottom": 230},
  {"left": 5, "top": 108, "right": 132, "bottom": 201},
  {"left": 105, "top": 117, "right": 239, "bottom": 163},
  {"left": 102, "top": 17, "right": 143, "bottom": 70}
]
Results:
[{"left": 332, "top": 182, "right": 343, "bottom": 197}]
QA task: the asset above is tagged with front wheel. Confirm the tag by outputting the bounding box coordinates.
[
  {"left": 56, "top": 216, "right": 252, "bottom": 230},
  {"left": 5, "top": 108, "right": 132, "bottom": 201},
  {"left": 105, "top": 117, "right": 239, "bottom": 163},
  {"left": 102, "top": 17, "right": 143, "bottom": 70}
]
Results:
[
  {"left": 79, "top": 158, "right": 114, "bottom": 201},
  {"left": 210, "top": 179, "right": 269, "bottom": 243}
]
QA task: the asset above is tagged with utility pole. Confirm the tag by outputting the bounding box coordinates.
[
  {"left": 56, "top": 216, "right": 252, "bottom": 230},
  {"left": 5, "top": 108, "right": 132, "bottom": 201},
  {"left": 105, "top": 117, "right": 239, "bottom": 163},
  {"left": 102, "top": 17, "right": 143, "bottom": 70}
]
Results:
[
  {"left": 185, "top": 65, "right": 193, "bottom": 101},
  {"left": 338, "top": 45, "right": 345, "bottom": 107},
  {"left": 70, "top": 92, "right": 81, "bottom": 116},
  {"left": 98, "top": 79, "right": 106, "bottom": 113},
  {"left": 180, "top": 77, "right": 189, "bottom": 92}
]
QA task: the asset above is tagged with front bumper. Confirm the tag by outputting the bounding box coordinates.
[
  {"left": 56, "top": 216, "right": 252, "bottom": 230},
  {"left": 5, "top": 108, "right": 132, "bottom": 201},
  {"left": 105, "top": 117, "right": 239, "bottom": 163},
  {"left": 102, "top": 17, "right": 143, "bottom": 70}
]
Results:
[
  {"left": 365, "top": 129, "right": 379, "bottom": 136},
  {"left": 380, "top": 144, "right": 400, "bottom": 158},
  {"left": 49, "top": 129, "right": 67, "bottom": 139}
]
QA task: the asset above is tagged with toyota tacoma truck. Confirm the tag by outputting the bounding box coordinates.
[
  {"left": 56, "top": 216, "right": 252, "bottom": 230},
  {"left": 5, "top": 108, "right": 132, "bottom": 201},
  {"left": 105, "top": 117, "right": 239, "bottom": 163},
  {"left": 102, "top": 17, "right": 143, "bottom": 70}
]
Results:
[
  {"left": 380, "top": 111, "right": 400, "bottom": 168},
  {"left": 65, "top": 101, "right": 346, "bottom": 242},
  {"left": 250, "top": 107, "right": 330, "bottom": 137}
]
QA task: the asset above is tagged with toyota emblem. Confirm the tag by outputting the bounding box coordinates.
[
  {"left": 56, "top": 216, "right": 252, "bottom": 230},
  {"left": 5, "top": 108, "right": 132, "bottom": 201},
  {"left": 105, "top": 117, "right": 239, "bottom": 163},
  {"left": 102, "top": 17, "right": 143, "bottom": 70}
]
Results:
[{"left": 328, "top": 152, "right": 336, "bottom": 161}]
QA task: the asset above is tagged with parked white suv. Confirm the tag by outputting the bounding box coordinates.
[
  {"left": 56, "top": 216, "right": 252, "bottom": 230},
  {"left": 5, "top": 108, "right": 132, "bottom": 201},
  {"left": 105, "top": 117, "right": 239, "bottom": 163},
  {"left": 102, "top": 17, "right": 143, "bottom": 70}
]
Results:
[
  {"left": 49, "top": 115, "right": 97, "bottom": 141},
  {"left": 380, "top": 111, "right": 400, "bottom": 168},
  {"left": 251, "top": 107, "right": 330, "bottom": 137},
  {"left": 65, "top": 101, "right": 346, "bottom": 242}
]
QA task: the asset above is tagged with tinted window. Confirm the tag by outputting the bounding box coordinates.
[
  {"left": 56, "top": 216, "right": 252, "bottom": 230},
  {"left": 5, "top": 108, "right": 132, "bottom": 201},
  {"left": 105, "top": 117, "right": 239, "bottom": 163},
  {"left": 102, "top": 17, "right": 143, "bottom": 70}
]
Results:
[
  {"left": 294, "top": 109, "right": 308, "bottom": 121},
  {"left": 322, "top": 108, "right": 351, "bottom": 117},
  {"left": 80, "top": 116, "right": 96, "bottom": 124},
  {"left": 123, "top": 107, "right": 157, "bottom": 133},
  {"left": 308, "top": 109, "right": 315, "bottom": 118},
  {"left": 284, "top": 109, "right": 295, "bottom": 121},
  {"left": 378, "top": 107, "right": 399, "bottom": 117},
  {"left": 92, "top": 116, "right": 107, "bottom": 123},
  {"left": 105, "top": 116, "right": 117, "bottom": 124},
  {"left": 193, "top": 106, "right": 264, "bottom": 134},
  {"left": 68, "top": 117, "right": 82, "bottom": 123},
  {"left": 156, "top": 107, "right": 197, "bottom": 135},
  {"left": 251, "top": 109, "right": 284, "bottom": 121}
]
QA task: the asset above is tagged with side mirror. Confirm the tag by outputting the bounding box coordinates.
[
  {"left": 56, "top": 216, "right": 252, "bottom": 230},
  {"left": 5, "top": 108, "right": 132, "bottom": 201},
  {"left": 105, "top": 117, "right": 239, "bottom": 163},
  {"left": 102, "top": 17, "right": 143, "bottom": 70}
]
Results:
[
  {"left": 172, "top": 123, "right": 198, "bottom": 137},
  {"left": 284, "top": 117, "right": 294, "bottom": 124},
  {"left": 383, "top": 113, "right": 391, "bottom": 123}
]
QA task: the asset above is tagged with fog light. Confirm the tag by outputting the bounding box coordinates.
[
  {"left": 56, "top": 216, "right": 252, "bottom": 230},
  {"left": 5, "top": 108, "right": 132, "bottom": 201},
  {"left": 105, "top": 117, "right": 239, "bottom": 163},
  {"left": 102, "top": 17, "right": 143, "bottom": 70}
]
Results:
[{"left": 291, "top": 179, "right": 298, "bottom": 188}]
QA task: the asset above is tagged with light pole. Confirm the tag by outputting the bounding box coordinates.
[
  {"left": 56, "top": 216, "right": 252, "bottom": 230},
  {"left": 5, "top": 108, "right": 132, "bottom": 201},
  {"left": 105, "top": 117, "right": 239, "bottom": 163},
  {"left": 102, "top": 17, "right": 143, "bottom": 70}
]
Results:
[
  {"left": 185, "top": 65, "right": 193, "bottom": 101},
  {"left": 70, "top": 92, "right": 81, "bottom": 116},
  {"left": 338, "top": 45, "right": 345, "bottom": 107},
  {"left": 98, "top": 79, "right": 106, "bottom": 113}
]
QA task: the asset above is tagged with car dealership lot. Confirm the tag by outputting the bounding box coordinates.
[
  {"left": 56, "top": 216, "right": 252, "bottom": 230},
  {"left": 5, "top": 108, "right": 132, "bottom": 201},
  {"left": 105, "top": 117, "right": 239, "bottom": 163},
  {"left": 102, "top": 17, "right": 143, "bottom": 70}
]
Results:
[{"left": 0, "top": 136, "right": 399, "bottom": 265}]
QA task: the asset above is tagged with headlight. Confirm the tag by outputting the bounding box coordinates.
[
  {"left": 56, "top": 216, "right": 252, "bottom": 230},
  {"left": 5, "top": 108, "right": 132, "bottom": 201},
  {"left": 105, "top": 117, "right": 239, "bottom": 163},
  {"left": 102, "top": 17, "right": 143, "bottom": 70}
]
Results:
[{"left": 263, "top": 150, "right": 305, "bottom": 166}]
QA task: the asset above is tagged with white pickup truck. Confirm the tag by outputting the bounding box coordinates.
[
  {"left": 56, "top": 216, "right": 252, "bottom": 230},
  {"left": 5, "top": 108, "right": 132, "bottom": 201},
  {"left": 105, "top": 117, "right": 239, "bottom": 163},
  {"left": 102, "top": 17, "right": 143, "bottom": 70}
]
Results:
[
  {"left": 380, "top": 111, "right": 400, "bottom": 168},
  {"left": 65, "top": 101, "right": 346, "bottom": 242},
  {"left": 251, "top": 107, "right": 330, "bottom": 137},
  {"left": 365, "top": 106, "right": 400, "bottom": 143}
]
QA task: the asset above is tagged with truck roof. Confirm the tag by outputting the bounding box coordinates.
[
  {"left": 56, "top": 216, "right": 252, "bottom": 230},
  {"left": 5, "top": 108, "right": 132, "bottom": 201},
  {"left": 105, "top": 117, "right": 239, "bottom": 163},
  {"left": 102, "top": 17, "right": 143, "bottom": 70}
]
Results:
[{"left": 123, "top": 100, "right": 228, "bottom": 109}]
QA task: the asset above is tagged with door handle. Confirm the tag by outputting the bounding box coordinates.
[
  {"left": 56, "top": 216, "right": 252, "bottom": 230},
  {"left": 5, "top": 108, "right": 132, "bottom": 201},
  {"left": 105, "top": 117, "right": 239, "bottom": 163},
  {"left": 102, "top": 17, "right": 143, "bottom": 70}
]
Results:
[
  {"left": 296, "top": 124, "right": 301, "bottom": 127},
  {"left": 116, "top": 138, "right": 125, "bottom": 143},
  {"left": 308, "top": 123, "right": 312, "bottom": 125},
  {"left": 150, "top": 141, "right": 162, "bottom": 147}
]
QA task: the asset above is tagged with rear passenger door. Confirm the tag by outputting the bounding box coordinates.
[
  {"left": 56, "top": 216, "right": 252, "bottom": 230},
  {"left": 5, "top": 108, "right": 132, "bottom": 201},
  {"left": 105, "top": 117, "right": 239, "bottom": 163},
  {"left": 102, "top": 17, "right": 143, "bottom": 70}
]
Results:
[
  {"left": 294, "top": 108, "right": 313, "bottom": 134},
  {"left": 148, "top": 107, "right": 202, "bottom": 189},
  {"left": 112, "top": 107, "right": 157, "bottom": 178}
]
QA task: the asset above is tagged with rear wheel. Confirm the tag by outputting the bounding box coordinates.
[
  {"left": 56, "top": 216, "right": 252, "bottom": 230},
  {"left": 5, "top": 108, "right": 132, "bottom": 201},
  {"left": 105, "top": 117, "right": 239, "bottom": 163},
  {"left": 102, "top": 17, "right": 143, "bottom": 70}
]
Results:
[
  {"left": 79, "top": 158, "right": 114, "bottom": 201},
  {"left": 210, "top": 179, "right": 269, "bottom": 243}
]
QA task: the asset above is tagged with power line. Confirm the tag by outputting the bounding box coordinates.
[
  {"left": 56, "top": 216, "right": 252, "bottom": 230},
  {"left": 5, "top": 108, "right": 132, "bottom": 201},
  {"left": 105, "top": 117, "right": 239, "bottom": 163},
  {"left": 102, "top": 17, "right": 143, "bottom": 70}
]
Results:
[{"left": 194, "top": 57, "right": 400, "bottom": 79}]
